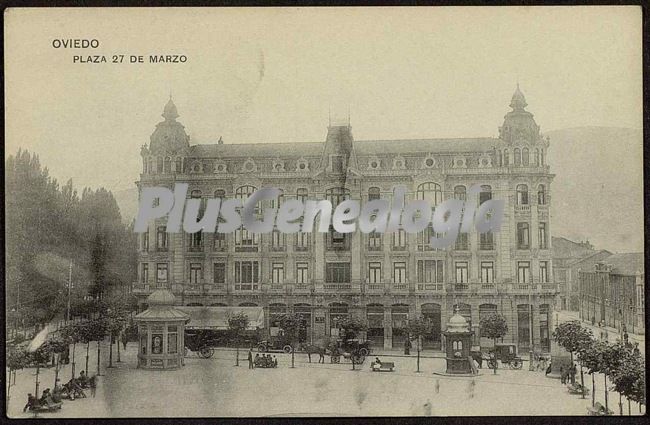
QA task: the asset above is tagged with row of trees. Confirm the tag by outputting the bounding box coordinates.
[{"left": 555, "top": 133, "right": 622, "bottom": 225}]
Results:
[
  {"left": 6, "top": 149, "right": 137, "bottom": 332},
  {"left": 553, "top": 321, "right": 645, "bottom": 415}
]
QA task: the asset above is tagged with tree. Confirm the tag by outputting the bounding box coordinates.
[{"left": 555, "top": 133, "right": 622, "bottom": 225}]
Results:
[
  {"left": 480, "top": 313, "right": 508, "bottom": 374},
  {"left": 336, "top": 316, "right": 367, "bottom": 341},
  {"left": 227, "top": 312, "right": 249, "bottom": 367},
  {"left": 405, "top": 316, "right": 433, "bottom": 373},
  {"left": 553, "top": 321, "right": 593, "bottom": 397},
  {"left": 61, "top": 323, "right": 82, "bottom": 379},
  {"left": 278, "top": 312, "right": 305, "bottom": 368},
  {"left": 611, "top": 350, "right": 644, "bottom": 414},
  {"left": 580, "top": 339, "right": 609, "bottom": 410}
]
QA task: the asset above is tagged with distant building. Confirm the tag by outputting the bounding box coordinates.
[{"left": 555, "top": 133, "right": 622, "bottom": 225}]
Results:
[
  {"left": 134, "top": 87, "right": 557, "bottom": 353},
  {"left": 579, "top": 253, "right": 644, "bottom": 335},
  {"left": 552, "top": 236, "right": 611, "bottom": 310}
]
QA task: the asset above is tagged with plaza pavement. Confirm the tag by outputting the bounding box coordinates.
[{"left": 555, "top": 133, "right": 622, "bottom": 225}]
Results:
[{"left": 6, "top": 340, "right": 645, "bottom": 417}]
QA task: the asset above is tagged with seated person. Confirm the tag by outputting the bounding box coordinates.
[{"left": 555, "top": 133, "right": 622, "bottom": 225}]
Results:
[
  {"left": 374, "top": 357, "right": 382, "bottom": 365},
  {"left": 52, "top": 381, "right": 63, "bottom": 403},
  {"left": 23, "top": 393, "right": 36, "bottom": 412},
  {"left": 78, "top": 370, "right": 89, "bottom": 386},
  {"left": 372, "top": 357, "right": 382, "bottom": 370},
  {"left": 254, "top": 354, "right": 260, "bottom": 366},
  {"left": 39, "top": 389, "right": 53, "bottom": 406}
]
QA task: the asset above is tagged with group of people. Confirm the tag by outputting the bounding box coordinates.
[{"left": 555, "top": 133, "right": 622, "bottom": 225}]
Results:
[
  {"left": 23, "top": 370, "right": 96, "bottom": 413},
  {"left": 248, "top": 349, "right": 278, "bottom": 369},
  {"left": 558, "top": 363, "right": 578, "bottom": 385}
]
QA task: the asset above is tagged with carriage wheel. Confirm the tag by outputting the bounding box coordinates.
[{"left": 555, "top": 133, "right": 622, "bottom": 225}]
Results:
[
  {"left": 511, "top": 359, "right": 522, "bottom": 369},
  {"left": 487, "top": 359, "right": 497, "bottom": 369},
  {"left": 358, "top": 348, "right": 369, "bottom": 356},
  {"left": 199, "top": 346, "right": 214, "bottom": 359},
  {"left": 283, "top": 345, "right": 293, "bottom": 354},
  {"left": 257, "top": 343, "right": 267, "bottom": 353},
  {"left": 353, "top": 354, "right": 365, "bottom": 364}
]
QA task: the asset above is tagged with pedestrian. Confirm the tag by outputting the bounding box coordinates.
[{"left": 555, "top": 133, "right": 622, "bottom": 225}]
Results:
[
  {"left": 404, "top": 338, "right": 412, "bottom": 355},
  {"left": 247, "top": 348, "right": 254, "bottom": 369},
  {"left": 23, "top": 393, "right": 36, "bottom": 412},
  {"left": 545, "top": 361, "right": 552, "bottom": 376},
  {"left": 435, "top": 379, "right": 440, "bottom": 394},
  {"left": 121, "top": 332, "right": 128, "bottom": 350},
  {"left": 560, "top": 366, "right": 566, "bottom": 384},
  {"left": 570, "top": 364, "right": 577, "bottom": 384},
  {"left": 273, "top": 355, "right": 278, "bottom": 368},
  {"left": 633, "top": 343, "right": 640, "bottom": 357},
  {"left": 89, "top": 375, "right": 97, "bottom": 398}
]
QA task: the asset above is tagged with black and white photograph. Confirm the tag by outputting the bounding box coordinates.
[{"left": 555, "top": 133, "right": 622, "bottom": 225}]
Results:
[{"left": 3, "top": 6, "right": 645, "bottom": 417}]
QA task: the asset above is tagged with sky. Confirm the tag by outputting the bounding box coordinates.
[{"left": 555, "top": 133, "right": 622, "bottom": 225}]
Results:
[{"left": 5, "top": 7, "right": 642, "bottom": 192}]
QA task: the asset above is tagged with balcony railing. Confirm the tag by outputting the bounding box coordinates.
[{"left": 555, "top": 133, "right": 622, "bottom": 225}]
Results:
[
  {"left": 454, "top": 283, "right": 469, "bottom": 291},
  {"left": 416, "top": 283, "right": 444, "bottom": 291},
  {"left": 479, "top": 243, "right": 495, "bottom": 250},
  {"left": 324, "top": 283, "right": 351, "bottom": 291},
  {"left": 515, "top": 204, "right": 531, "bottom": 212}
]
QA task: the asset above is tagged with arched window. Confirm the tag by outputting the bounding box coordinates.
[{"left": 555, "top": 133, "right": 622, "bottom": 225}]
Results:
[
  {"left": 516, "top": 184, "right": 528, "bottom": 205},
  {"left": 416, "top": 182, "right": 442, "bottom": 206},
  {"left": 503, "top": 149, "right": 509, "bottom": 166},
  {"left": 235, "top": 186, "right": 258, "bottom": 250},
  {"left": 235, "top": 185, "right": 257, "bottom": 200},
  {"left": 163, "top": 157, "right": 172, "bottom": 173},
  {"left": 514, "top": 148, "right": 521, "bottom": 166},
  {"left": 522, "top": 148, "right": 529, "bottom": 166},
  {"left": 368, "top": 187, "right": 381, "bottom": 202},
  {"left": 534, "top": 149, "right": 540, "bottom": 166},
  {"left": 454, "top": 185, "right": 466, "bottom": 201},
  {"left": 148, "top": 157, "right": 154, "bottom": 174},
  {"left": 540, "top": 149, "right": 545, "bottom": 166},
  {"left": 325, "top": 187, "right": 350, "bottom": 208},
  {"left": 479, "top": 185, "right": 492, "bottom": 205},
  {"left": 214, "top": 189, "right": 225, "bottom": 198},
  {"left": 175, "top": 157, "right": 182, "bottom": 173},
  {"left": 537, "top": 185, "right": 546, "bottom": 205},
  {"left": 269, "top": 189, "right": 284, "bottom": 210},
  {"left": 296, "top": 188, "right": 308, "bottom": 202}
]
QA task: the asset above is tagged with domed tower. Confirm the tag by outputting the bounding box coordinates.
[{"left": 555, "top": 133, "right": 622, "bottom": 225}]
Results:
[
  {"left": 442, "top": 307, "right": 476, "bottom": 375},
  {"left": 497, "top": 85, "right": 549, "bottom": 168},
  {"left": 141, "top": 97, "right": 191, "bottom": 175}
]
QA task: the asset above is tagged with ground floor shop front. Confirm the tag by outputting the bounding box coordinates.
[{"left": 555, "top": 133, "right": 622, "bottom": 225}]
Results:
[{"left": 136, "top": 293, "right": 556, "bottom": 354}]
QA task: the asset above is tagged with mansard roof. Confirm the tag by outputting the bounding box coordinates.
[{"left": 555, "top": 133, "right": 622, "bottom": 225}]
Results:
[{"left": 186, "top": 137, "right": 499, "bottom": 158}]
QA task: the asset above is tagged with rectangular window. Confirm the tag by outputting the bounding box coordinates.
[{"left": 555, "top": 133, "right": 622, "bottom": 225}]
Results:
[
  {"left": 368, "top": 232, "right": 382, "bottom": 250},
  {"left": 479, "top": 189, "right": 492, "bottom": 205},
  {"left": 393, "top": 262, "right": 407, "bottom": 284},
  {"left": 538, "top": 223, "right": 548, "bottom": 249},
  {"left": 417, "top": 260, "right": 443, "bottom": 283},
  {"left": 213, "top": 263, "right": 226, "bottom": 284},
  {"left": 517, "top": 261, "right": 531, "bottom": 283},
  {"left": 271, "top": 229, "right": 285, "bottom": 251},
  {"left": 189, "top": 263, "right": 202, "bottom": 284},
  {"left": 418, "top": 224, "right": 442, "bottom": 251},
  {"left": 167, "top": 331, "right": 178, "bottom": 354},
  {"left": 539, "top": 261, "right": 549, "bottom": 283},
  {"left": 327, "top": 226, "right": 349, "bottom": 250},
  {"left": 479, "top": 232, "right": 494, "bottom": 250},
  {"left": 235, "top": 227, "right": 259, "bottom": 251},
  {"left": 271, "top": 262, "right": 285, "bottom": 284},
  {"left": 455, "top": 232, "right": 469, "bottom": 250},
  {"left": 480, "top": 261, "right": 495, "bottom": 283},
  {"left": 141, "top": 263, "right": 149, "bottom": 283},
  {"left": 296, "top": 262, "right": 309, "bottom": 284},
  {"left": 517, "top": 223, "right": 530, "bottom": 249},
  {"left": 455, "top": 261, "right": 469, "bottom": 283},
  {"left": 368, "top": 262, "right": 382, "bottom": 284},
  {"left": 234, "top": 261, "right": 259, "bottom": 290},
  {"left": 326, "top": 262, "right": 350, "bottom": 283},
  {"left": 142, "top": 232, "right": 149, "bottom": 251},
  {"left": 189, "top": 231, "right": 203, "bottom": 251},
  {"left": 213, "top": 232, "right": 226, "bottom": 251},
  {"left": 156, "top": 226, "right": 168, "bottom": 251},
  {"left": 295, "top": 232, "right": 310, "bottom": 251},
  {"left": 156, "top": 263, "right": 168, "bottom": 284},
  {"left": 392, "top": 229, "right": 407, "bottom": 250}
]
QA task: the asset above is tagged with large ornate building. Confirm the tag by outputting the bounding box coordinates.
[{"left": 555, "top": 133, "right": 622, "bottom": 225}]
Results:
[{"left": 134, "top": 86, "right": 557, "bottom": 353}]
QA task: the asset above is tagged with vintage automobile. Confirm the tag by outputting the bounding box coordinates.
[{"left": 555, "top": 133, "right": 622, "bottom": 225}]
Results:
[
  {"left": 184, "top": 330, "right": 224, "bottom": 358},
  {"left": 472, "top": 343, "right": 523, "bottom": 370},
  {"left": 256, "top": 335, "right": 294, "bottom": 353}
]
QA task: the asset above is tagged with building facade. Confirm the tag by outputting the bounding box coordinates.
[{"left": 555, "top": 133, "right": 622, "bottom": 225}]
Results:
[
  {"left": 552, "top": 236, "right": 611, "bottom": 310},
  {"left": 579, "top": 253, "right": 645, "bottom": 335},
  {"left": 134, "top": 86, "right": 557, "bottom": 353}
]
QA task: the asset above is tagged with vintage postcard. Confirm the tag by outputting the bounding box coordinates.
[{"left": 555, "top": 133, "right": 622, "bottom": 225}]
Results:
[{"left": 4, "top": 6, "right": 645, "bottom": 418}]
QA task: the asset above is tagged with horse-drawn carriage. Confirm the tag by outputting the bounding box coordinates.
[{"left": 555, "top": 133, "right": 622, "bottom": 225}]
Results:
[
  {"left": 328, "top": 339, "right": 368, "bottom": 364},
  {"left": 184, "top": 330, "right": 222, "bottom": 358},
  {"left": 471, "top": 343, "right": 523, "bottom": 370}
]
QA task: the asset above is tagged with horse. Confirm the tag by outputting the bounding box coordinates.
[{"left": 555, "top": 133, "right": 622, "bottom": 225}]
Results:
[{"left": 303, "top": 344, "right": 326, "bottom": 363}]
